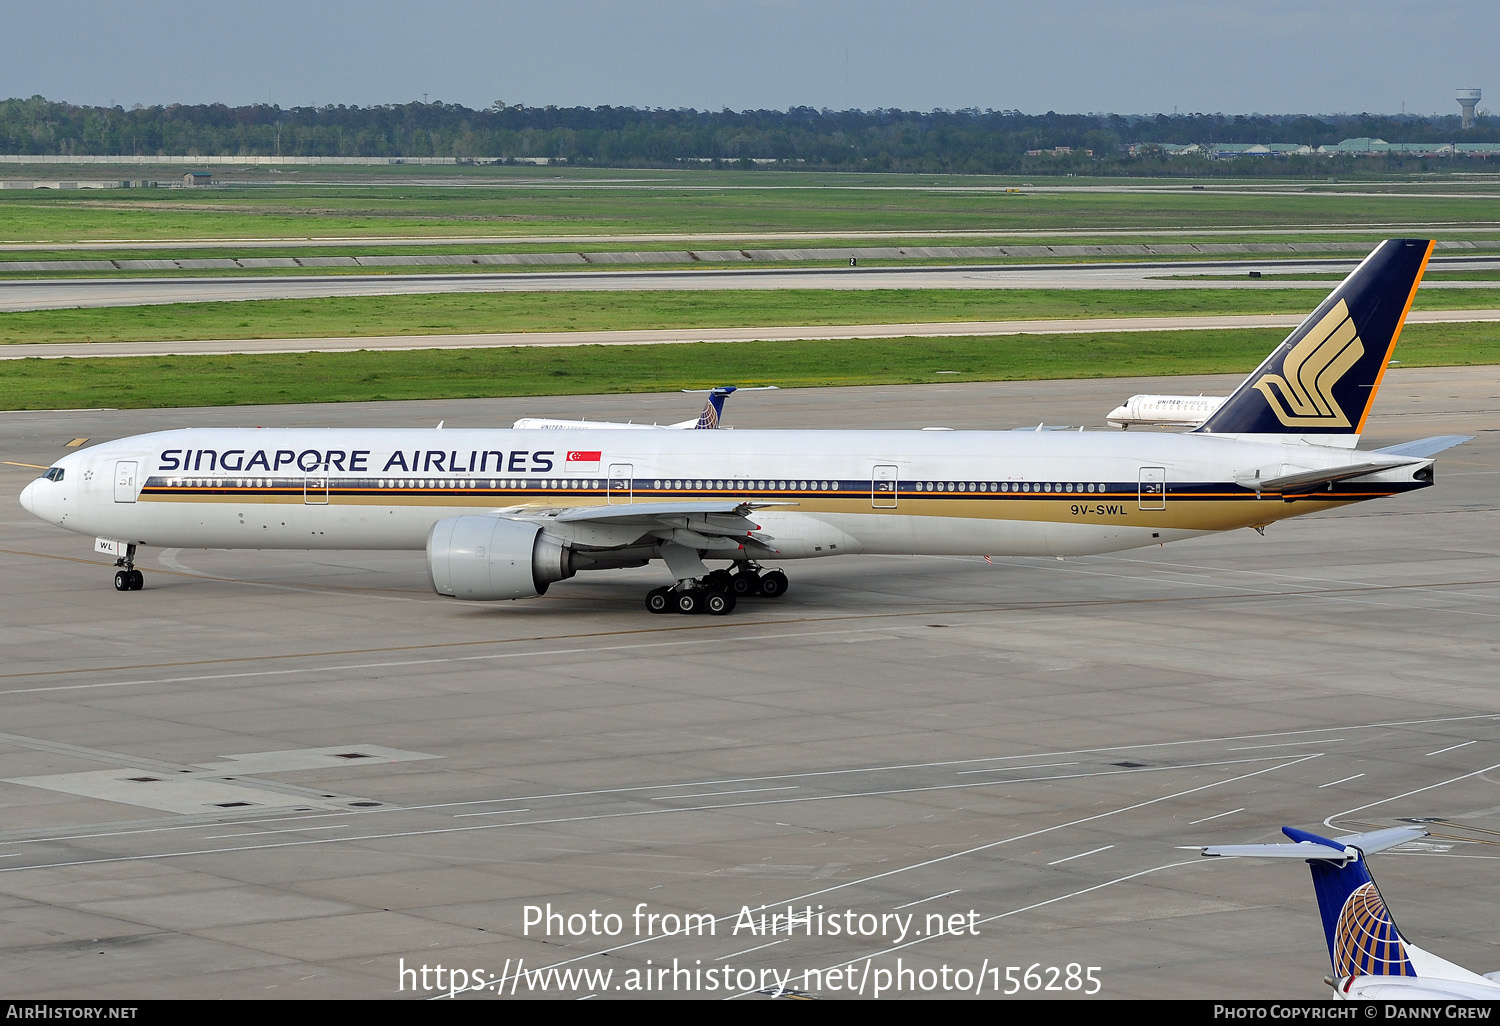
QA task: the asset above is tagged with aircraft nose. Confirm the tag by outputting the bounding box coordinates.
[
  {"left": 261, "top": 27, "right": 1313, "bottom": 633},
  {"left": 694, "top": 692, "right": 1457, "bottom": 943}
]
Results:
[{"left": 19, "top": 479, "right": 36, "bottom": 515}]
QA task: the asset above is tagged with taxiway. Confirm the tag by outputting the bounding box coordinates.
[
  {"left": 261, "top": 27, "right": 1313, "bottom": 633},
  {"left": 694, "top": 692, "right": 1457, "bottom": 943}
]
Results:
[{"left": 1, "top": 372, "right": 1497, "bottom": 999}]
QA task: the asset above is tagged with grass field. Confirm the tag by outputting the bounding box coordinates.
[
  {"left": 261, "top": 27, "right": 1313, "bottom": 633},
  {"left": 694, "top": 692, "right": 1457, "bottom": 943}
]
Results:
[
  {"left": 3, "top": 287, "right": 1498, "bottom": 347},
  {"left": 6, "top": 169, "right": 1500, "bottom": 244},
  {"left": 1, "top": 321, "right": 1493, "bottom": 411},
  {"left": 3, "top": 168, "right": 1496, "bottom": 410}
]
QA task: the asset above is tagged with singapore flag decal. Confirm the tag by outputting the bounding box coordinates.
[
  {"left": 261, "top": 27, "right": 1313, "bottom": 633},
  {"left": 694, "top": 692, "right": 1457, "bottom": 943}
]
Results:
[{"left": 565, "top": 450, "right": 602, "bottom": 472}]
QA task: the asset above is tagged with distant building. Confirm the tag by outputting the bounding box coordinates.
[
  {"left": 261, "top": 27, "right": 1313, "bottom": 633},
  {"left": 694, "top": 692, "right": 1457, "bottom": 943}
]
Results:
[
  {"left": 182, "top": 170, "right": 214, "bottom": 187},
  {"left": 1207, "top": 143, "right": 1312, "bottom": 158},
  {"left": 1125, "top": 138, "right": 1497, "bottom": 160},
  {"left": 1317, "top": 138, "right": 1457, "bottom": 157}
]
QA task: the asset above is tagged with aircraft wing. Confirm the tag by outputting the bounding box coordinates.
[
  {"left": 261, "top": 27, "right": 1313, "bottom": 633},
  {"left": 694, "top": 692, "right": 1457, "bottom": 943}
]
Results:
[
  {"left": 551, "top": 499, "right": 787, "bottom": 527},
  {"left": 505, "top": 500, "right": 792, "bottom": 552}
]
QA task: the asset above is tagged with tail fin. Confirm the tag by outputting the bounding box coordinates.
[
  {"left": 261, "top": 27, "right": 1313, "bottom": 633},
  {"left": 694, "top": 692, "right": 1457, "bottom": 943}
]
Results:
[
  {"left": 1202, "top": 825, "right": 1425, "bottom": 978},
  {"left": 1286, "top": 827, "right": 1418, "bottom": 979},
  {"left": 694, "top": 386, "right": 737, "bottom": 430},
  {"left": 1196, "top": 239, "right": 1434, "bottom": 446}
]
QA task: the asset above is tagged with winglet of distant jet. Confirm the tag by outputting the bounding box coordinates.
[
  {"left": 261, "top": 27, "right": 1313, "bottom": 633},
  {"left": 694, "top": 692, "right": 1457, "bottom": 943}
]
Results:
[{"left": 1202, "top": 825, "right": 1500, "bottom": 1000}]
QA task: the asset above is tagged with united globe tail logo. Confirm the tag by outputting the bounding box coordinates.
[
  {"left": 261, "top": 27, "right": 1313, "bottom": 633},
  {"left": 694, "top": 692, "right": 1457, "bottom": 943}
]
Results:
[{"left": 1333, "top": 881, "right": 1414, "bottom": 978}]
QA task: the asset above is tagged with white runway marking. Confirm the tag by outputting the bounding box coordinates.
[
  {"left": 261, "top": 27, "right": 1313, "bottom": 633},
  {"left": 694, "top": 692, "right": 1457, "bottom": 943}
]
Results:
[
  {"left": 1318, "top": 774, "right": 1366, "bottom": 788},
  {"left": 893, "top": 890, "right": 961, "bottom": 909},
  {"left": 1227, "top": 739, "right": 1345, "bottom": 751},
  {"left": 1189, "top": 808, "right": 1244, "bottom": 824},
  {"left": 1047, "top": 845, "right": 1114, "bottom": 865}
]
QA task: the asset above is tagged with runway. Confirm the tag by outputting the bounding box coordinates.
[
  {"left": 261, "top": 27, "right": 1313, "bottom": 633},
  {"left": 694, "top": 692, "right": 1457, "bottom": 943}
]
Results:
[
  {"left": 5, "top": 307, "right": 1500, "bottom": 360},
  {"left": 5, "top": 256, "right": 1500, "bottom": 313},
  {"left": 1, "top": 222, "right": 1498, "bottom": 253},
  {"left": 1, "top": 371, "right": 1498, "bottom": 999}
]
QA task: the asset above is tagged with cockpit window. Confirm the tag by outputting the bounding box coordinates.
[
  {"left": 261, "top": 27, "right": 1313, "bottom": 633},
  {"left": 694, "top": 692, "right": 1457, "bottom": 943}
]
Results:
[{"left": 41, "top": 467, "right": 64, "bottom": 482}]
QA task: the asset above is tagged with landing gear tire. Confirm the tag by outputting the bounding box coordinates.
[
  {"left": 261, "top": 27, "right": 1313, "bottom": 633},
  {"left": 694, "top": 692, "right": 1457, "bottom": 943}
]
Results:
[
  {"left": 704, "top": 590, "right": 736, "bottom": 616},
  {"left": 645, "top": 586, "right": 673, "bottom": 614},
  {"left": 675, "top": 590, "right": 703, "bottom": 615},
  {"left": 730, "top": 571, "right": 760, "bottom": 597},
  {"left": 757, "top": 570, "right": 789, "bottom": 599},
  {"left": 128, "top": 569, "right": 143, "bottom": 590},
  {"left": 114, "top": 570, "right": 130, "bottom": 592}
]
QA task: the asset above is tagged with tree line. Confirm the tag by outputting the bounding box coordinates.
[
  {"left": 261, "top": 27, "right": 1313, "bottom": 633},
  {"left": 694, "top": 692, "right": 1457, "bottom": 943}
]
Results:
[{"left": 2, "top": 95, "right": 1495, "bottom": 173}]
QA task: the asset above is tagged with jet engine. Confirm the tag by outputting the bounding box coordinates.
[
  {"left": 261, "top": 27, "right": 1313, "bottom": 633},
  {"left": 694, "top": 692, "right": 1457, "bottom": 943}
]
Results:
[{"left": 426, "top": 515, "right": 574, "bottom": 600}]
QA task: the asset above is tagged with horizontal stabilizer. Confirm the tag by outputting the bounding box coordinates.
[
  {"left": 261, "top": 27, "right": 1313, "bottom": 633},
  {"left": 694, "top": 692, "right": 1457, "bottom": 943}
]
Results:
[
  {"left": 1236, "top": 459, "right": 1418, "bottom": 493},
  {"left": 1374, "top": 435, "right": 1473, "bottom": 458},
  {"left": 1331, "top": 826, "right": 1433, "bottom": 856},
  {"left": 1201, "top": 826, "right": 1426, "bottom": 861},
  {"left": 1201, "top": 840, "right": 1355, "bottom": 861}
]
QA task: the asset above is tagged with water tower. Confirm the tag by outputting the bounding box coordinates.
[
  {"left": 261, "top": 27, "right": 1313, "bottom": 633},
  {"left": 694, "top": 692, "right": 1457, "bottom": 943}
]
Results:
[{"left": 1457, "top": 88, "right": 1482, "bottom": 129}]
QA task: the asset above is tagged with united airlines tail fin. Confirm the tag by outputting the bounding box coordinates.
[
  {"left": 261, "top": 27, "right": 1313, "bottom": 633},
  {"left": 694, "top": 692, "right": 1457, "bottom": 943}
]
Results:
[
  {"left": 1202, "top": 824, "right": 1500, "bottom": 997},
  {"left": 1205, "top": 826, "right": 1422, "bottom": 979},
  {"left": 1196, "top": 239, "right": 1434, "bottom": 447},
  {"left": 694, "top": 386, "right": 737, "bottom": 430}
]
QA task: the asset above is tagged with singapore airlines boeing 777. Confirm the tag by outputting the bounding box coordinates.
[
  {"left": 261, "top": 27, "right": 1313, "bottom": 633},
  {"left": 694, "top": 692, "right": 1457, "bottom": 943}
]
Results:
[{"left": 19, "top": 239, "right": 1466, "bottom": 615}]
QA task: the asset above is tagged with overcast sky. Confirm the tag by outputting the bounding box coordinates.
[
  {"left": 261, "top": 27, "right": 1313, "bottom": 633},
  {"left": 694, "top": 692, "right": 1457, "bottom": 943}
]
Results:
[{"left": 4, "top": 1, "right": 1493, "bottom": 116}]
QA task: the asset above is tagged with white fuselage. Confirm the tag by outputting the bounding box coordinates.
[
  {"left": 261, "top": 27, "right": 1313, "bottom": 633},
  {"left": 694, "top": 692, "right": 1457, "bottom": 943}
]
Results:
[
  {"left": 20, "top": 426, "right": 1428, "bottom": 562},
  {"left": 1106, "top": 394, "right": 1227, "bottom": 429},
  {"left": 1332, "top": 943, "right": 1500, "bottom": 1000}
]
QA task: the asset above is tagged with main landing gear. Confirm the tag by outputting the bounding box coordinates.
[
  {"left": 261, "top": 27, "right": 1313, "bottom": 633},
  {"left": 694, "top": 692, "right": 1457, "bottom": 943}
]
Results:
[
  {"left": 112, "top": 544, "right": 144, "bottom": 591},
  {"left": 644, "top": 562, "right": 790, "bottom": 616}
]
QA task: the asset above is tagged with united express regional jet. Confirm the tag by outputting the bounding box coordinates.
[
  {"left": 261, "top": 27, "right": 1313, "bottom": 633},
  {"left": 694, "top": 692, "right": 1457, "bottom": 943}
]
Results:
[
  {"left": 19, "top": 240, "right": 1467, "bottom": 615},
  {"left": 1106, "top": 393, "right": 1225, "bottom": 429},
  {"left": 511, "top": 385, "right": 759, "bottom": 431}
]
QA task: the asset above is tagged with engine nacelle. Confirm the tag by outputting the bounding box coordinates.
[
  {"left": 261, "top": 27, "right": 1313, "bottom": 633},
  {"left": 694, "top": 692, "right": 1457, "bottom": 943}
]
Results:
[{"left": 426, "top": 515, "right": 575, "bottom": 601}]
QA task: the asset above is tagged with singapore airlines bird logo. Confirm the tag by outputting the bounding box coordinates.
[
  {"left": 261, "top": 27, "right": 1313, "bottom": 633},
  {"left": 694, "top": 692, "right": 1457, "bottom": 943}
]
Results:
[
  {"left": 1253, "top": 300, "right": 1365, "bottom": 428},
  {"left": 1333, "top": 881, "right": 1414, "bottom": 978}
]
